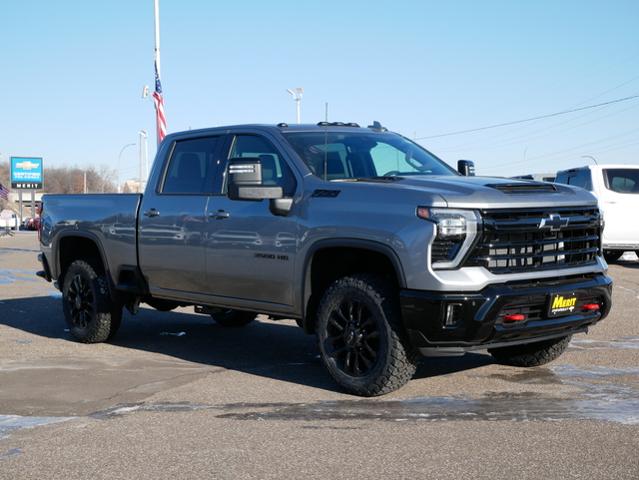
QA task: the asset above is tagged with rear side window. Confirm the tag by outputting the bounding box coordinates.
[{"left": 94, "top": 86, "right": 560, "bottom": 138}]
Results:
[
  {"left": 555, "top": 170, "right": 592, "bottom": 190},
  {"left": 604, "top": 168, "right": 639, "bottom": 194},
  {"left": 162, "top": 137, "right": 221, "bottom": 194}
]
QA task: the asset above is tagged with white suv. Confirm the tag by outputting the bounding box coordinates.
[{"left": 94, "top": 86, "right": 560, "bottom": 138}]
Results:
[{"left": 555, "top": 164, "right": 639, "bottom": 262}]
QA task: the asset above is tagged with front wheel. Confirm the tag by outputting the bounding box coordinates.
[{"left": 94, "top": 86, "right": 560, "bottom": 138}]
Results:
[
  {"left": 488, "top": 335, "right": 571, "bottom": 367},
  {"left": 62, "top": 260, "right": 122, "bottom": 343},
  {"left": 316, "top": 274, "right": 418, "bottom": 396}
]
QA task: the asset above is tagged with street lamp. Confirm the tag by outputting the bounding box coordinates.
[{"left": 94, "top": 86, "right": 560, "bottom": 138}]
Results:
[
  {"left": 286, "top": 87, "right": 304, "bottom": 124},
  {"left": 117, "top": 143, "right": 136, "bottom": 193},
  {"left": 581, "top": 155, "right": 599, "bottom": 165}
]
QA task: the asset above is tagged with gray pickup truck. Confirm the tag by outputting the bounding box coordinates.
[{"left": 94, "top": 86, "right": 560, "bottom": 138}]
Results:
[{"left": 37, "top": 122, "right": 612, "bottom": 396}]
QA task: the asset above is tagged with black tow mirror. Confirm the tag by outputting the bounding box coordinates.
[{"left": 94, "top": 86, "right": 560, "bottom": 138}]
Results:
[
  {"left": 227, "top": 158, "right": 283, "bottom": 201},
  {"left": 457, "top": 159, "right": 476, "bottom": 176}
]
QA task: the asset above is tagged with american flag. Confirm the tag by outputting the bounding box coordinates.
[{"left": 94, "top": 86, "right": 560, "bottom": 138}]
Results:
[
  {"left": 0, "top": 183, "right": 9, "bottom": 201},
  {"left": 152, "top": 59, "right": 167, "bottom": 144}
]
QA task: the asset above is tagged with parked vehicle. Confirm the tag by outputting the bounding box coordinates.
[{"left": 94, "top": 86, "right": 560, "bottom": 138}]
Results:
[
  {"left": 37, "top": 122, "right": 612, "bottom": 395},
  {"left": 511, "top": 173, "right": 556, "bottom": 182},
  {"left": 555, "top": 164, "right": 639, "bottom": 263},
  {"left": 0, "top": 210, "right": 18, "bottom": 231}
]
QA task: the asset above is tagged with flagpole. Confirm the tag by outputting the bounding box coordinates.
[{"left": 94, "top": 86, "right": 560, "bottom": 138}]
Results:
[
  {"left": 154, "top": 0, "right": 161, "bottom": 145},
  {"left": 154, "top": 0, "right": 161, "bottom": 76}
]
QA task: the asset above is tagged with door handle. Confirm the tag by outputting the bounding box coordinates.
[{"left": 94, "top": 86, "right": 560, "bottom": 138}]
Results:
[
  {"left": 144, "top": 208, "right": 160, "bottom": 217},
  {"left": 210, "top": 209, "right": 230, "bottom": 220}
]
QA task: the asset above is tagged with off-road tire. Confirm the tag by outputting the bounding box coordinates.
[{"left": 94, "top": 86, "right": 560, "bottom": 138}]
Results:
[
  {"left": 603, "top": 250, "right": 623, "bottom": 263},
  {"left": 488, "top": 335, "right": 572, "bottom": 367},
  {"left": 210, "top": 309, "right": 257, "bottom": 327},
  {"left": 62, "top": 260, "right": 122, "bottom": 343},
  {"left": 316, "top": 274, "right": 418, "bottom": 396}
]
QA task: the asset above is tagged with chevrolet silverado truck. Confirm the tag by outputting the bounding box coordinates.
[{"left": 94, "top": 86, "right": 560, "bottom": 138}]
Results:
[{"left": 37, "top": 122, "right": 612, "bottom": 396}]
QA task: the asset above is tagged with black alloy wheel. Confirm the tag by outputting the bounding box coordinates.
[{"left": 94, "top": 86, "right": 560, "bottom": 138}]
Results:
[
  {"left": 324, "top": 298, "right": 380, "bottom": 377},
  {"left": 62, "top": 260, "right": 122, "bottom": 343},
  {"left": 66, "top": 273, "right": 95, "bottom": 329}
]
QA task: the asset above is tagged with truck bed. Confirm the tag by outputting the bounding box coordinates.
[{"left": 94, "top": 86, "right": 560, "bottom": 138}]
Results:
[{"left": 40, "top": 194, "right": 142, "bottom": 285}]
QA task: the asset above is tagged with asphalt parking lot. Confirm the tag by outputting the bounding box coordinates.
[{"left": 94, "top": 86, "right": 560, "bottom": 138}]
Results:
[{"left": 1, "top": 232, "right": 638, "bottom": 479}]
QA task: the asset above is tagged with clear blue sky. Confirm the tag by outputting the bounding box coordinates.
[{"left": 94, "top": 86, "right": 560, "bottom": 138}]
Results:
[{"left": 1, "top": 0, "right": 638, "bottom": 179}]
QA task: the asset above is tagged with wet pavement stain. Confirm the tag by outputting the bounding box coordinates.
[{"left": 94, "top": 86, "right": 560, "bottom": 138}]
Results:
[
  {"left": 0, "top": 269, "right": 39, "bottom": 285},
  {"left": 215, "top": 364, "right": 639, "bottom": 425},
  {"left": 214, "top": 391, "right": 639, "bottom": 425},
  {"left": 90, "top": 402, "right": 213, "bottom": 419},
  {"left": 0, "top": 415, "right": 73, "bottom": 440},
  {"left": 569, "top": 337, "right": 639, "bottom": 351},
  {"left": 0, "top": 448, "right": 22, "bottom": 460}
]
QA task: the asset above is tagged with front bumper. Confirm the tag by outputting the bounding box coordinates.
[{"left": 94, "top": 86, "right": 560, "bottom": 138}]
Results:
[{"left": 400, "top": 273, "right": 612, "bottom": 356}]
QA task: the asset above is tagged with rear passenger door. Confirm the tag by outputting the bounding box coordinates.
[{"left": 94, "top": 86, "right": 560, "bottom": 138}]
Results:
[
  {"left": 203, "top": 133, "right": 300, "bottom": 307},
  {"left": 139, "top": 135, "right": 224, "bottom": 296}
]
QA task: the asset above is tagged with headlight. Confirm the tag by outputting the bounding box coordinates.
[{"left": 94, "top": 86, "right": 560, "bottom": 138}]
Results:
[{"left": 417, "top": 207, "right": 481, "bottom": 269}]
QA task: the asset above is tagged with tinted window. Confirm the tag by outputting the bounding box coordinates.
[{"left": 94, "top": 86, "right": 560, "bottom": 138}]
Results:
[
  {"left": 555, "top": 172, "right": 570, "bottom": 184},
  {"left": 284, "top": 131, "right": 456, "bottom": 180},
  {"left": 604, "top": 168, "right": 639, "bottom": 194},
  {"left": 227, "top": 135, "right": 297, "bottom": 196},
  {"left": 162, "top": 137, "right": 221, "bottom": 194},
  {"left": 568, "top": 169, "right": 592, "bottom": 190}
]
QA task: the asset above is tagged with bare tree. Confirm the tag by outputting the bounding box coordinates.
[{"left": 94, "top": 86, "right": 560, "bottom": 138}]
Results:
[{"left": 0, "top": 161, "right": 118, "bottom": 203}]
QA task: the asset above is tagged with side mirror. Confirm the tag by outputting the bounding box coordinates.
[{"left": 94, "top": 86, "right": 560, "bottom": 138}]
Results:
[
  {"left": 457, "top": 160, "right": 476, "bottom": 176},
  {"left": 227, "top": 157, "right": 283, "bottom": 201}
]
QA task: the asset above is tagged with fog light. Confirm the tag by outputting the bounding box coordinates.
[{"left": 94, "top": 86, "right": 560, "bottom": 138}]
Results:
[
  {"left": 503, "top": 313, "right": 526, "bottom": 323},
  {"left": 444, "top": 303, "right": 462, "bottom": 328}
]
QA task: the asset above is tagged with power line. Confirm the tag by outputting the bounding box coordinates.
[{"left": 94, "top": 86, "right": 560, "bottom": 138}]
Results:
[{"left": 415, "top": 94, "right": 639, "bottom": 140}]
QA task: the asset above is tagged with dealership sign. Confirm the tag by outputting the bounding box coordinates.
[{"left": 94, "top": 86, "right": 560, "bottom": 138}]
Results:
[{"left": 11, "top": 157, "right": 43, "bottom": 189}]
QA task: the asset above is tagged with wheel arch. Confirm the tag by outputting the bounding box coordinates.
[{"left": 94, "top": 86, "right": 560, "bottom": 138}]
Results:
[
  {"left": 55, "top": 231, "right": 111, "bottom": 284},
  {"left": 300, "top": 239, "right": 406, "bottom": 333}
]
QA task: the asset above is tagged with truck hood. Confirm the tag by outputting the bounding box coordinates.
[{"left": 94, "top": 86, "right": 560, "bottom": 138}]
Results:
[{"left": 370, "top": 175, "right": 598, "bottom": 209}]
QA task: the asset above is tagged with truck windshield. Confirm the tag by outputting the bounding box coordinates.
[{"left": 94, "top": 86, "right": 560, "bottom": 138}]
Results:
[
  {"left": 283, "top": 131, "right": 456, "bottom": 180},
  {"left": 603, "top": 168, "right": 639, "bottom": 194}
]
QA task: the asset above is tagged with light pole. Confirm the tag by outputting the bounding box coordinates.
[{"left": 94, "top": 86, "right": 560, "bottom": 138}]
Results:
[
  {"left": 581, "top": 155, "right": 599, "bottom": 165},
  {"left": 286, "top": 87, "right": 304, "bottom": 124},
  {"left": 117, "top": 143, "right": 136, "bottom": 193}
]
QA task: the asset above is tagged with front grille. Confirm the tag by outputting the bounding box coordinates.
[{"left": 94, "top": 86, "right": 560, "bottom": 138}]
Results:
[{"left": 466, "top": 207, "right": 601, "bottom": 274}]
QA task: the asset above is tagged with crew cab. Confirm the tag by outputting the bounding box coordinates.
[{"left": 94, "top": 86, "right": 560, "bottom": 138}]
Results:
[{"left": 37, "top": 123, "right": 612, "bottom": 396}]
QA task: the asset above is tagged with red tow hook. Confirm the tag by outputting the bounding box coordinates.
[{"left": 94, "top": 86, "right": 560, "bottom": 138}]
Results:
[
  {"left": 582, "top": 303, "right": 601, "bottom": 312},
  {"left": 503, "top": 313, "right": 526, "bottom": 323}
]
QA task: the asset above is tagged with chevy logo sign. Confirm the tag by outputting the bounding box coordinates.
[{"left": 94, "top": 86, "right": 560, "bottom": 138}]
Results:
[
  {"left": 15, "top": 160, "right": 41, "bottom": 170},
  {"left": 10, "top": 156, "right": 44, "bottom": 190}
]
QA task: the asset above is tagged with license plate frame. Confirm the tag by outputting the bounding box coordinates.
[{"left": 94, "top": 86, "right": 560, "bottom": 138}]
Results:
[{"left": 547, "top": 292, "right": 579, "bottom": 318}]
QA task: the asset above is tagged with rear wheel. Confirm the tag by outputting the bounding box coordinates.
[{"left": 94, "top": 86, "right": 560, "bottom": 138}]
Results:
[
  {"left": 210, "top": 309, "right": 256, "bottom": 327},
  {"left": 603, "top": 250, "right": 623, "bottom": 263},
  {"left": 488, "top": 335, "right": 571, "bottom": 367},
  {"left": 316, "top": 274, "right": 418, "bottom": 396},
  {"left": 62, "top": 260, "right": 122, "bottom": 343}
]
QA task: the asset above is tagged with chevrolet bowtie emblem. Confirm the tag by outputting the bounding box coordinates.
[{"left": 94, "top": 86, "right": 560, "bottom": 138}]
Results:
[{"left": 539, "top": 213, "right": 569, "bottom": 232}]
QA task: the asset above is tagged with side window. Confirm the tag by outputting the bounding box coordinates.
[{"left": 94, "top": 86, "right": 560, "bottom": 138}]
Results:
[
  {"left": 162, "top": 137, "right": 220, "bottom": 194},
  {"left": 574, "top": 169, "right": 592, "bottom": 190},
  {"left": 555, "top": 172, "right": 570, "bottom": 185},
  {"left": 227, "top": 135, "right": 297, "bottom": 196}
]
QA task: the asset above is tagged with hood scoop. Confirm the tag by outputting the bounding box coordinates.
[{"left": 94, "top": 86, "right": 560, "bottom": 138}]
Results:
[{"left": 486, "top": 182, "right": 557, "bottom": 194}]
